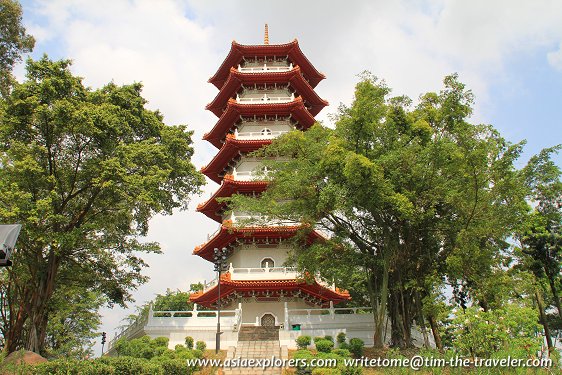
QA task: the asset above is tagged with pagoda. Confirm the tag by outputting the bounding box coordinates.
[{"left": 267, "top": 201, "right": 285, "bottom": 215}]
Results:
[{"left": 190, "top": 26, "right": 350, "bottom": 331}]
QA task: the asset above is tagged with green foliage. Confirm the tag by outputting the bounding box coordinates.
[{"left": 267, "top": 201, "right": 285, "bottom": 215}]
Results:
[
  {"left": 0, "top": 0, "right": 35, "bottom": 96},
  {"left": 336, "top": 332, "right": 346, "bottom": 345},
  {"left": 313, "top": 336, "right": 325, "bottom": 344},
  {"left": 184, "top": 336, "right": 194, "bottom": 349},
  {"left": 315, "top": 339, "right": 334, "bottom": 353},
  {"left": 348, "top": 338, "right": 364, "bottom": 358},
  {"left": 114, "top": 335, "right": 168, "bottom": 359},
  {"left": 294, "top": 348, "right": 361, "bottom": 375},
  {"left": 296, "top": 335, "right": 311, "bottom": 349},
  {"left": 0, "top": 56, "right": 204, "bottom": 353},
  {"left": 42, "top": 286, "right": 103, "bottom": 359},
  {"left": 331, "top": 348, "right": 351, "bottom": 357},
  {"left": 323, "top": 335, "right": 334, "bottom": 343},
  {"left": 229, "top": 72, "right": 535, "bottom": 348},
  {"left": 195, "top": 340, "right": 206, "bottom": 351},
  {"left": 451, "top": 304, "right": 542, "bottom": 358}
]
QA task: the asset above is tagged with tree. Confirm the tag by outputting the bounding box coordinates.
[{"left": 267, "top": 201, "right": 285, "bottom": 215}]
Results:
[
  {"left": 0, "top": 0, "right": 35, "bottom": 96},
  {"left": 43, "top": 285, "right": 104, "bottom": 359},
  {"left": 230, "top": 73, "right": 530, "bottom": 348},
  {"left": 517, "top": 146, "right": 562, "bottom": 352},
  {"left": 0, "top": 56, "right": 204, "bottom": 354}
]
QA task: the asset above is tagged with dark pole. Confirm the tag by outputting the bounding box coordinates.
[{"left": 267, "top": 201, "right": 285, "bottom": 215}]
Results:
[
  {"left": 214, "top": 247, "right": 228, "bottom": 353},
  {"left": 216, "top": 266, "right": 221, "bottom": 353}
]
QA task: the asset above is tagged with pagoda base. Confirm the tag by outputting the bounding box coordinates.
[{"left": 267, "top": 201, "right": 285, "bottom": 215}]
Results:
[{"left": 104, "top": 301, "right": 435, "bottom": 355}]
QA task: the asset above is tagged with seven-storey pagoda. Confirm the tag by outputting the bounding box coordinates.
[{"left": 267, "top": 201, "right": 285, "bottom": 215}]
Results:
[{"left": 190, "top": 29, "right": 349, "bottom": 330}]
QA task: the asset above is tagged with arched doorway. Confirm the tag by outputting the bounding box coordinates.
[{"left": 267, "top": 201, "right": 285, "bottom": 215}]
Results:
[
  {"left": 260, "top": 313, "right": 276, "bottom": 327},
  {"left": 261, "top": 258, "right": 274, "bottom": 268}
]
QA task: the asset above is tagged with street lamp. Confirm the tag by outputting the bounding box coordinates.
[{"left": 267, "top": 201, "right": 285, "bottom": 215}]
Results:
[
  {"left": 0, "top": 224, "right": 22, "bottom": 267},
  {"left": 213, "top": 247, "right": 229, "bottom": 353}
]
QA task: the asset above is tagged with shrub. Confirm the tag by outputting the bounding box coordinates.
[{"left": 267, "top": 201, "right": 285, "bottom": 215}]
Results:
[
  {"left": 331, "top": 348, "right": 351, "bottom": 357},
  {"left": 153, "top": 337, "right": 169, "bottom": 348},
  {"left": 311, "top": 369, "right": 339, "bottom": 375},
  {"left": 160, "top": 359, "right": 192, "bottom": 375},
  {"left": 324, "top": 335, "right": 334, "bottom": 343},
  {"left": 296, "top": 335, "right": 312, "bottom": 349},
  {"left": 195, "top": 341, "right": 206, "bottom": 351},
  {"left": 185, "top": 336, "right": 194, "bottom": 349},
  {"left": 98, "top": 356, "right": 160, "bottom": 374},
  {"left": 451, "top": 304, "right": 541, "bottom": 358},
  {"left": 315, "top": 339, "right": 334, "bottom": 353},
  {"left": 336, "top": 332, "right": 346, "bottom": 345},
  {"left": 313, "top": 336, "right": 325, "bottom": 344},
  {"left": 348, "top": 338, "right": 364, "bottom": 358}
]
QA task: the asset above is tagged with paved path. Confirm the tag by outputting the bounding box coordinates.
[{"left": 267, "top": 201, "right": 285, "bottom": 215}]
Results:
[{"left": 222, "top": 340, "right": 286, "bottom": 375}]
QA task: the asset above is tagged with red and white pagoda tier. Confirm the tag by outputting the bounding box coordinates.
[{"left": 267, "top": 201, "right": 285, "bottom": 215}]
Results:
[{"left": 190, "top": 33, "right": 349, "bottom": 327}]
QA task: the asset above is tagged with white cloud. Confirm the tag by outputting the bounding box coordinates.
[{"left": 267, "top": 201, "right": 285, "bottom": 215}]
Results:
[{"left": 547, "top": 43, "right": 562, "bottom": 71}]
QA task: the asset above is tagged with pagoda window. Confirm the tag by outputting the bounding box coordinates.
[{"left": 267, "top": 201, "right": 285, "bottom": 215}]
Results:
[
  {"left": 261, "top": 258, "right": 275, "bottom": 268},
  {"left": 261, "top": 128, "right": 272, "bottom": 136}
]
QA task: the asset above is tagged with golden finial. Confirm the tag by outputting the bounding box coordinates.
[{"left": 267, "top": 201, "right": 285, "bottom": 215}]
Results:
[{"left": 264, "top": 24, "right": 269, "bottom": 45}]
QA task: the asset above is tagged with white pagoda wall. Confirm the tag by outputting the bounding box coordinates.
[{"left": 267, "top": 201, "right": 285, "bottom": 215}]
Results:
[
  {"left": 228, "top": 243, "right": 292, "bottom": 268},
  {"left": 237, "top": 300, "right": 310, "bottom": 327}
]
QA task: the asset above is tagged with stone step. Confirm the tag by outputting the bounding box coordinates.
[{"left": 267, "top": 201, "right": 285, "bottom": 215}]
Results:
[
  {"left": 238, "top": 326, "right": 280, "bottom": 341},
  {"left": 222, "top": 340, "right": 282, "bottom": 375}
]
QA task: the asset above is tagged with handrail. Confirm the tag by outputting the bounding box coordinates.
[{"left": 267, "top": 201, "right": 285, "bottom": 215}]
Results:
[
  {"left": 237, "top": 96, "right": 293, "bottom": 103},
  {"left": 238, "top": 63, "right": 292, "bottom": 73},
  {"left": 287, "top": 306, "right": 373, "bottom": 317},
  {"left": 232, "top": 266, "right": 297, "bottom": 274},
  {"left": 106, "top": 312, "right": 149, "bottom": 352},
  {"left": 236, "top": 130, "right": 288, "bottom": 139}
]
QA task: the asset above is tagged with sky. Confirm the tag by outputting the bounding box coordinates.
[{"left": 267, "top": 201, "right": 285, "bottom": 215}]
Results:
[{"left": 14, "top": 0, "right": 562, "bottom": 356}]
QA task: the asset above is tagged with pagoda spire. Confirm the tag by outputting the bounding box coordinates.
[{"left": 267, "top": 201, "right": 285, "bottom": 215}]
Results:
[{"left": 264, "top": 23, "right": 269, "bottom": 45}]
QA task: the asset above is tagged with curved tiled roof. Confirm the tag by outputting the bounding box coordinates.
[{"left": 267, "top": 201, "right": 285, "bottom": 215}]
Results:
[
  {"left": 193, "top": 223, "right": 323, "bottom": 262},
  {"left": 201, "top": 136, "right": 272, "bottom": 184},
  {"left": 197, "top": 176, "right": 268, "bottom": 223},
  {"left": 206, "top": 66, "right": 328, "bottom": 117},
  {"left": 203, "top": 97, "right": 316, "bottom": 149},
  {"left": 189, "top": 272, "right": 350, "bottom": 307},
  {"left": 209, "top": 40, "right": 325, "bottom": 89}
]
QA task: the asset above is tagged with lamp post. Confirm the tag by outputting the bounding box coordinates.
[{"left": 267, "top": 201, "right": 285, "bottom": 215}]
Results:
[
  {"left": 0, "top": 224, "right": 22, "bottom": 267},
  {"left": 213, "top": 247, "right": 228, "bottom": 353}
]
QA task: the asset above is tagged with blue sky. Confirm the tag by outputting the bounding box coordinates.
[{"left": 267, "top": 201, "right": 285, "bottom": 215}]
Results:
[{"left": 14, "top": 0, "right": 562, "bottom": 355}]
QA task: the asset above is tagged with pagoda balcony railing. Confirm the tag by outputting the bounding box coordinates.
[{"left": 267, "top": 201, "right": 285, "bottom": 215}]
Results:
[
  {"left": 201, "top": 266, "right": 338, "bottom": 293},
  {"left": 238, "top": 63, "right": 292, "bottom": 73},
  {"left": 235, "top": 129, "right": 289, "bottom": 140},
  {"left": 202, "top": 266, "right": 299, "bottom": 292},
  {"left": 105, "top": 304, "right": 242, "bottom": 353},
  {"left": 230, "top": 265, "right": 298, "bottom": 281},
  {"left": 230, "top": 169, "right": 262, "bottom": 181},
  {"left": 225, "top": 212, "right": 298, "bottom": 226},
  {"left": 236, "top": 93, "right": 294, "bottom": 104}
]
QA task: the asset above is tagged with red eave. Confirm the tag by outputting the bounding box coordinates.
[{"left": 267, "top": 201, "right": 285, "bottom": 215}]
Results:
[
  {"left": 209, "top": 40, "right": 325, "bottom": 90},
  {"left": 189, "top": 273, "right": 350, "bottom": 307},
  {"left": 193, "top": 223, "right": 323, "bottom": 262},
  {"left": 206, "top": 66, "right": 328, "bottom": 117},
  {"left": 203, "top": 97, "right": 315, "bottom": 149},
  {"left": 201, "top": 136, "right": 271, "bottom": 184},
  {"left": 197, "top": 176, "right": 268, "bottom": 223}
]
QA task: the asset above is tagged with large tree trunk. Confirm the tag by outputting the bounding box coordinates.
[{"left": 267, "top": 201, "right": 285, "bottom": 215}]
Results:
[
  {"left": 427, "top": 314, "right": 443, "bottom": 350},
  {"left": 535, "top": 289, "right": 553, "bottom": 353},
  {"left": 25, "top": 248, "right": 60, "bottom": 354},
  {"left": 545, "top": 266, "right": 562, "bottom": 320},
  {"left": 371, "top": 256, "right": 390, "bottom": 348},
  {"left": 414, "top": 290, "right": 430, "bottom": 348}
]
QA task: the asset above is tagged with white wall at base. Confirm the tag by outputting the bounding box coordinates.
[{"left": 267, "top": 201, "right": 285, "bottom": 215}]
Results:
[
  {"left": 240, "top": 300, "right": 311, "bottom": 326},
  {"left": 282, "top": 313, "right": 435, "bottom": 349}
]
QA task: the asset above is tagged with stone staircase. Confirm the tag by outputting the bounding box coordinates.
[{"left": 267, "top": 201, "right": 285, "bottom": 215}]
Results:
[
  {"left": 238, "top": 326, "right": 280, "bottom": 341},
  {"left": 222, "top": 327, "right": 286, "bottom": 375}
]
